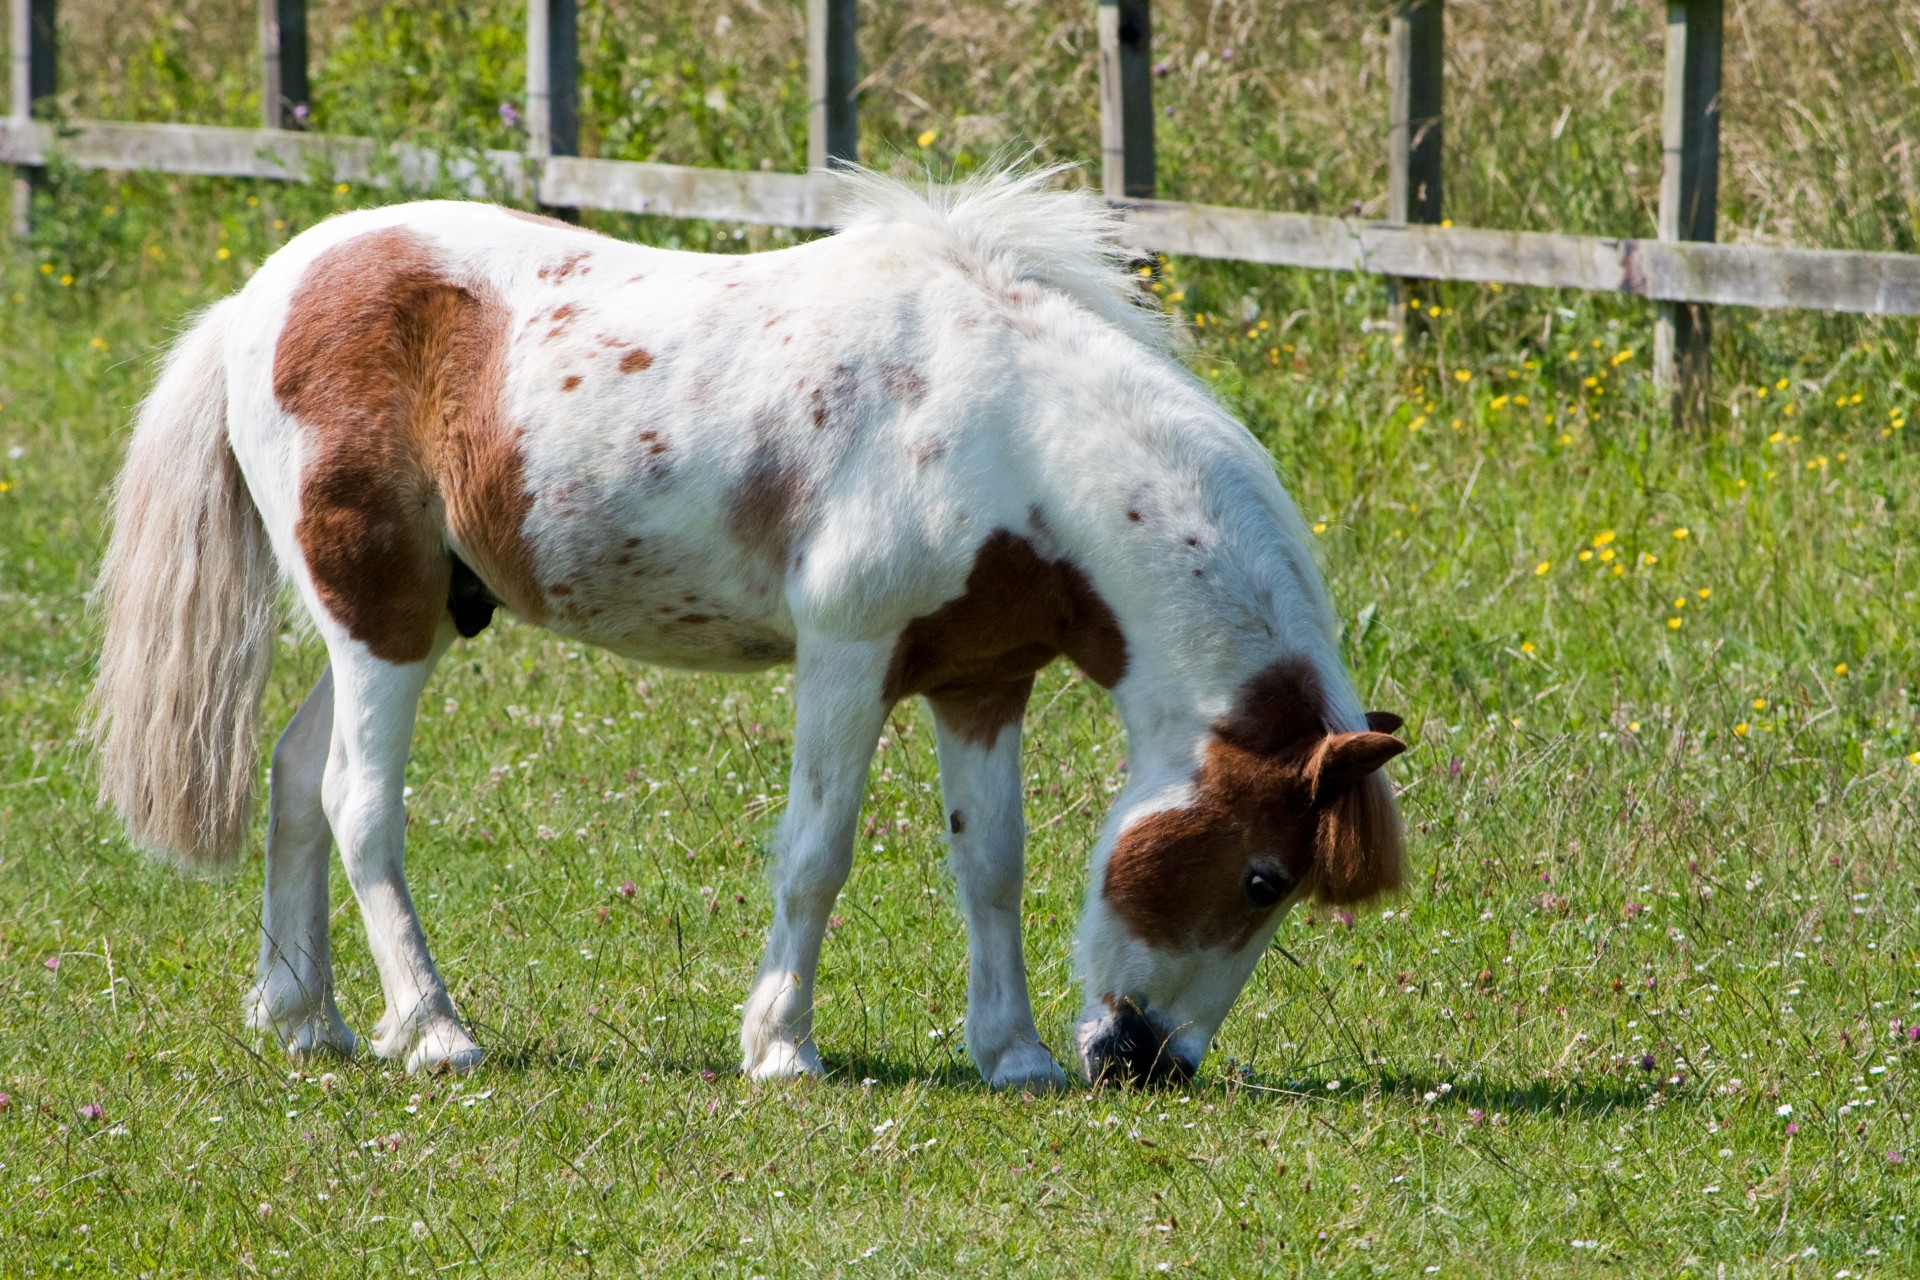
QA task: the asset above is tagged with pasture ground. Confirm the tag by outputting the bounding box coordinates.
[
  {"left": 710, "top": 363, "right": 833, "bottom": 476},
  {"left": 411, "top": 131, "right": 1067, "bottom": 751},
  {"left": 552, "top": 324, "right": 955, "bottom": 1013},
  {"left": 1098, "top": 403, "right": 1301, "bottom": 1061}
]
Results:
[{"left": 3, "top": 2, "right": 1920, "bottom": 1275}]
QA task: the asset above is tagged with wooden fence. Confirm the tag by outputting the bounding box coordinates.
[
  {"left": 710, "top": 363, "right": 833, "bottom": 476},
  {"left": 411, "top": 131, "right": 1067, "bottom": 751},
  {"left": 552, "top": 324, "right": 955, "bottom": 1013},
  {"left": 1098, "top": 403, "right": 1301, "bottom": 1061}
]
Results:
[{"left": 8, "top": 0, "right": 1920, "bottom": 426}]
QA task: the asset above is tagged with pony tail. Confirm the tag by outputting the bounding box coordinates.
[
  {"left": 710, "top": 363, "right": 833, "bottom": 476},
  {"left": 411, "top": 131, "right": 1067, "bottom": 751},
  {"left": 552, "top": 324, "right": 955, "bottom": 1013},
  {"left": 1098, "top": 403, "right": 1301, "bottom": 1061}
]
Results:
[{"left": 91, "top": 299, "right": 278, "bottom": 869}]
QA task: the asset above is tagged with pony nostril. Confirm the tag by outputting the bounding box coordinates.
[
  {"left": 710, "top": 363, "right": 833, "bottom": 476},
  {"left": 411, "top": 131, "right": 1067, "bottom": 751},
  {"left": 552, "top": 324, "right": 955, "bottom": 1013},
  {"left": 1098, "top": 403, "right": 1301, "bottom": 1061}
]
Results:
[{"left": 1086, "top": 1007, "right": 1191, "bottom": 1087}]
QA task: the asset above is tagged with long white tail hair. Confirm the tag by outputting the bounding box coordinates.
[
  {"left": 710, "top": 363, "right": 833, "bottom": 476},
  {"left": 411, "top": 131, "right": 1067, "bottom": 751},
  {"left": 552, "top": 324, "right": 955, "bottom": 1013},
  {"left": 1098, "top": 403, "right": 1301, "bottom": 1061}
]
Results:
[{"left": 90, "top": 299, "right": 278, "bottom": 868}]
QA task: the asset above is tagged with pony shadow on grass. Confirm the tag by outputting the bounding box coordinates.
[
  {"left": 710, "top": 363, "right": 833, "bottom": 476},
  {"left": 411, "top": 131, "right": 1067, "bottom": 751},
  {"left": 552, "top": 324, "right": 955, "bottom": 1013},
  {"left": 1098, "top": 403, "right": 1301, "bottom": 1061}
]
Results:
[{"left": 1240, "top": 1066, "right": 1664, "bottom": 1119}]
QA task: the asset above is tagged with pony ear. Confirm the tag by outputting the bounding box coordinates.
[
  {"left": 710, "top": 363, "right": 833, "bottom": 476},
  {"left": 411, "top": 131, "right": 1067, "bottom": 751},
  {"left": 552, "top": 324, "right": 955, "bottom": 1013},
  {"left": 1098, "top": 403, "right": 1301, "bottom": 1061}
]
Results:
[
  {"left": 1365, "top": 710, "right": 1404, "bottom": 735},
  {"left": 1308, "top": 730, "right": 1406, "bottom": 800}
]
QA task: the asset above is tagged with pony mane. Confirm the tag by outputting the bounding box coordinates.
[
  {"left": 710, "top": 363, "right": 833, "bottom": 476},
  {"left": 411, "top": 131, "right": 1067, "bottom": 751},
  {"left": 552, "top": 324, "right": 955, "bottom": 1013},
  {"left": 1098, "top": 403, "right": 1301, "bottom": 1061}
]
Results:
[{"left": 830, "top": 162, "right": 1175, "bottom": 356}]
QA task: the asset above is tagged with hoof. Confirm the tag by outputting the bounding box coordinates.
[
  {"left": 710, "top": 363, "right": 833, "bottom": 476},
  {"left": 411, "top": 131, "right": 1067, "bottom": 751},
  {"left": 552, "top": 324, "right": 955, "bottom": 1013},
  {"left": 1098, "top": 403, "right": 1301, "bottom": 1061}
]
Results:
[
  {"left": 983, "top": 1040, "right": 1070, "bottom": 1092},
  {"left": 744, "top": 1039, "right": 824, "bottom": 1083},
  {"left": 245, "top": 982, "right": 356, "bottom": 1062},
  {"left": 405, "top": 1021, "right": 484, "bottom": 1075}
]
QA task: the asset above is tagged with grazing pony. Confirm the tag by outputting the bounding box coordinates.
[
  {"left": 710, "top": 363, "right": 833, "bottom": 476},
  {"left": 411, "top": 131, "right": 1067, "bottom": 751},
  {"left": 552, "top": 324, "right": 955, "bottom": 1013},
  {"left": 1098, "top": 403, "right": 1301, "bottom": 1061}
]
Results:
[{"left": 92, "top": 166, "right": 1406, "bottom": 1087}]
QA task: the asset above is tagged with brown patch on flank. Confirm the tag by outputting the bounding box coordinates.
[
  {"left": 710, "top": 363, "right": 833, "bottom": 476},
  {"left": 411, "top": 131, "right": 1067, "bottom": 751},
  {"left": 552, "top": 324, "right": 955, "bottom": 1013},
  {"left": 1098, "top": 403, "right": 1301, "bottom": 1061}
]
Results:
[
  {"left": 618, "top": 347, "right": 655, "bottom": 374},
  {"left": 909, "top": 437, "right": 950, "bottom": 467},
  {"left": 926, "top": 677, "right": 1036, "bottom": 752},
  {"left": 274, "top": 226, "right": 542, "bottom": 662},
  {"left": 562, "top": 374, "right": 583, "bottom": 391},
  {"left": 1126, "top": 509, "right": 1142, "bottom": 522},
  {"left": 884, "top": 530, "right": 1129, "bottom": 746},
  {"left": 1101, "top": 658, "right": 1407, "bottom": 950}
]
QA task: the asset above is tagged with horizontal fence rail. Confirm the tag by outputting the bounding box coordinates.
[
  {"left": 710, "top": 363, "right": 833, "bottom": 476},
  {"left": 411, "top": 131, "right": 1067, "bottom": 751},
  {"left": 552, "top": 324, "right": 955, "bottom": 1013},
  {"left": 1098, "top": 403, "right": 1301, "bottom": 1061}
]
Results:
[{"left": 5, "top": 117, "right": 1920, "bottom": 319}]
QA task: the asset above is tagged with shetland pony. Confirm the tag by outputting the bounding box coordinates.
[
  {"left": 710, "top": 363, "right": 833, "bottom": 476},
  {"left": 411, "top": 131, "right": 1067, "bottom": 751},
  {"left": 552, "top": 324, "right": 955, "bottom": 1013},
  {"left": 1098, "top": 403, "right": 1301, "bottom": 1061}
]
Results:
[{"left": 92, "top": 166, "right": 1406, "bottom": 1087}]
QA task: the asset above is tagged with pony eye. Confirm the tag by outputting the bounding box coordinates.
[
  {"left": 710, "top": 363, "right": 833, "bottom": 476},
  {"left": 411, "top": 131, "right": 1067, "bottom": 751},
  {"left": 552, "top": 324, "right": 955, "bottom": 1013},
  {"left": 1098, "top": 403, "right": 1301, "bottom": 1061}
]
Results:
[{"left": 1245, "top": 868, "right": 1288, "bottom": 908}]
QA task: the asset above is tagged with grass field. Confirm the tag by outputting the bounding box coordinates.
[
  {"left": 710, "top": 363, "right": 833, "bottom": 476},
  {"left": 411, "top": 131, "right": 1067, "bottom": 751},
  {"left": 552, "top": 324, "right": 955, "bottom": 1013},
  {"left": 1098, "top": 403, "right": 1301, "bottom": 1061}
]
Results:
[{"left": 4, "top": 1, "right": 1920, "bottom": 1275}]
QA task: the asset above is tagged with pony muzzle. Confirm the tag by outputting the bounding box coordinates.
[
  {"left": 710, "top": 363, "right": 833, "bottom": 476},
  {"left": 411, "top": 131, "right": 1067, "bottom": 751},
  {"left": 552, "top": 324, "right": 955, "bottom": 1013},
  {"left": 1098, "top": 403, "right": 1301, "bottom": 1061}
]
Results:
[{"left": 1078, "top": 1004, "right": 1197, "bottom": 1087}]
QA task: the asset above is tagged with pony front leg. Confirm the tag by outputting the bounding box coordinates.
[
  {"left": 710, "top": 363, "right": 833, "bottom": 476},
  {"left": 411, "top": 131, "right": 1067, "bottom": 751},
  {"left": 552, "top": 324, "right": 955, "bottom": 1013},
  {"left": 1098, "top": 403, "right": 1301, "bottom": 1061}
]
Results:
[
  {"left": 928, "top": 683, "right": 1067, "bottom": 1091},
  {"left": 322, "top": 628, "right": 481, "bottom": 1074},
  {"left": 246, "top": 667, "right": 356, "bottom": 1061},
  {"left": 740, "top": 635, "right": 893, "bottom": 1082}
]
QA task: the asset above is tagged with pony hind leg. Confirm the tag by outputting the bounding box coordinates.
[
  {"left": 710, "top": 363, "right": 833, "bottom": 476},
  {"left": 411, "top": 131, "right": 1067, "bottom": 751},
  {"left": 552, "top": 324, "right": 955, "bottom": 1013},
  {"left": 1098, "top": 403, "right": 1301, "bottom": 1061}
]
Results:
[
  {"left": 246, "top": 666, "right": 356, "bottom": 1060},
  {"left": 321, "top": 620, "right": 482, "bottom": 1073},
  {"left": 740, "top": 634, "right": 894, "bottom": 1081},
  {"left": 927, "top": 680, "right": 1067, "bottom": 1091}
]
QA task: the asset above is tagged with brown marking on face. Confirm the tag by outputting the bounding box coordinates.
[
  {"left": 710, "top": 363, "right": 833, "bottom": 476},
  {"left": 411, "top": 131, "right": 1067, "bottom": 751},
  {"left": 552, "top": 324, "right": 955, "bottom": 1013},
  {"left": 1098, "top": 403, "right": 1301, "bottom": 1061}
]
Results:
[
  {"left": 619, "top": 347, "right": 655, "bottom": 374},
  {"left": 538, "top": 251, "right": 592, "bottom": 282},
  {"left": 1101, "top": 658, "right": 1407, "bottom": 949},
  {"left": 884, "top": 530, "right": 1129, "bottom": 745},
  {"left": 910, "top": 436, "right": 950, "bottom": 467},
  {"left": 562, "top": 374, "right": 583, "bottom": 391},
  {"left": 274, "top": 226, "right": 542, "bottom": 662}
]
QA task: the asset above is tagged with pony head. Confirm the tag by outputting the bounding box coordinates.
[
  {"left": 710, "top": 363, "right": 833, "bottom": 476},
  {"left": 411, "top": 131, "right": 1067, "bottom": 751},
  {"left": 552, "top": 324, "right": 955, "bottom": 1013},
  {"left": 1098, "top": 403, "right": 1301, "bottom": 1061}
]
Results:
[{"left": 1074, "top": 657, "right": 1406, "bottom": 1084}]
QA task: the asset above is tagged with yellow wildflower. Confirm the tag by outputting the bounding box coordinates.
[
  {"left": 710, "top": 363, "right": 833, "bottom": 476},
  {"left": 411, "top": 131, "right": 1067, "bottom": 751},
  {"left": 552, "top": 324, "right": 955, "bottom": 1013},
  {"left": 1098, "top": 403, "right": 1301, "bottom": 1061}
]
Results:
[
  {"left": 1835, "top": 663, "right": 1849, "bottom": 677},
  {"left": 1734, "top": 723, "right": 1750, "bottom": 737},
  {"left": 1672, "top": 527, "right": 1689, "bottom": 540},
  {"left": 1667, "top": 616, "right": 1683, "bottom": 629},
  {"left": 1534, "top": 560, "right": 1551, "bottom": 576}
]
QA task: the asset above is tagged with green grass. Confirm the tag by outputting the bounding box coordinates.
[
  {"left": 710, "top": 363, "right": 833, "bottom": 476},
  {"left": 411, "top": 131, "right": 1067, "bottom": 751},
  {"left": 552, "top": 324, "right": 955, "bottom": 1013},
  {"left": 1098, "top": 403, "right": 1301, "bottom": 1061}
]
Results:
[{"left": 6, "top": 1, "right": 1920, "bottom": 1274}]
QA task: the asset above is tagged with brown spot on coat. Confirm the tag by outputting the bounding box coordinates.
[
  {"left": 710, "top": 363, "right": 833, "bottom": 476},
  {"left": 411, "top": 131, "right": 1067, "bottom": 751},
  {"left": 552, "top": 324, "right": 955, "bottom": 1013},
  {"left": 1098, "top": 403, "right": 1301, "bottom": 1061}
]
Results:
[
  {"left": 562, "top": 375, "right": 583, "bottom": 391},
  {"left": 884, "top": 530, "right": 1129, "bottom": 746},
  {"left": 1101, "top": 658, "right": 1406, "bottom": 949},
  {"left": 274, "top": 226, "right": 541, "bottom": 662},
  {"left": 909, "top": 437, "right": 950, "bottom": 466},
  {"left": 881, "top": 361, "right": 928, "bottom": 406},
  {"left": 619, "top": 347, "right": 655, "bottom": 374},
  {"left": 538, "top": 251, "right": 592, "bottom": 281}
]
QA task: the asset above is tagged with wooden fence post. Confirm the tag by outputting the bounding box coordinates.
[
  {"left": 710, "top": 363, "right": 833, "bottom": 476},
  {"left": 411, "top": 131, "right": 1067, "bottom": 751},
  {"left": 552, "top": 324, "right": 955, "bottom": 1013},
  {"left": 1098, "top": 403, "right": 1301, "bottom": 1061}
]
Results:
[
  {"left": 9, "top": 0, "right": 55, "bottom": 240},
  {"left": 1386, "top": 0, "right": 1443, "bottom": 337},
  {"left": 1654, "top": 0, "right": 1721, "bottom": 428},
  {"left": 807, "top": 0, "right": 857, "bottom": 170},
  {"left": 526, "top": 0, "right": 578, "bottom": 214},
  {"left": 1097, "top": 0, "right": 1153, "bottom": 201},
  {"left": 260, "top": 0, "right": 308, "bottom": 130}
]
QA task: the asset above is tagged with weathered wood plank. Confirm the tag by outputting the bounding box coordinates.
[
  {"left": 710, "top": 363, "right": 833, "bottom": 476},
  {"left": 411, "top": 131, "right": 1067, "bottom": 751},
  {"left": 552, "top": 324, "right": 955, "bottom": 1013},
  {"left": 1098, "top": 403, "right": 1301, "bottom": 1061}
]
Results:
[
  {"left": 0, "top": 119, "right": 531, "bottom": 199},
  {"left": 4, "top": 118, "right": 1918, "bottom": 318},
  {"left": 1654, "top": 0, "right": 1722, "bottom": 425},
  {"left": 1097, "top": 0, "right": 1154, "bottom": 201},
  {"left": 540, "top": 156, "right": 836, "bottom": 226},
  {"left": 259, "top": 0, "right": 309, "bottom": 131},
  {"left": 1121, "top": 199, "right": 1920, "bottom": 316},
  {"left": 807, "top": 0, "right": 858, "bottom": 169}
]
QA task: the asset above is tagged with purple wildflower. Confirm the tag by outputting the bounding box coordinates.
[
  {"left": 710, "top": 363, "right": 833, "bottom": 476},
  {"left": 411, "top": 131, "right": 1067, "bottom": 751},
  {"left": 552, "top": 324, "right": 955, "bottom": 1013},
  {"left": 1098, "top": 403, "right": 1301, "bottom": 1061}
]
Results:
[
  {"left": 78, "top": 1103, "right": 104, "bottom": 1123},
  {"left": 1909, "top": 1026, "right": 1920, "bottom": 1042},
  {"left": 43, "top": 955, "right": 59, "bottom": 972},
  {"left": 617, "top": 879, "right": 637, "bottom": 898},
  {"left": 1785, "top": 1122, "right": 1799, "bottom": 1136},
  {"left": 1638, "top": 1053, "right": 1656, "bottom": 1072},
  {"left": 499, "top": 101, "right": 521, "bottom": 129},
  {"left": 292, "top": 103, "right": 310, "bottom": 123},
  {"left": 1890, "top": 1151, "right": 1906, "bottom": 1164}
]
